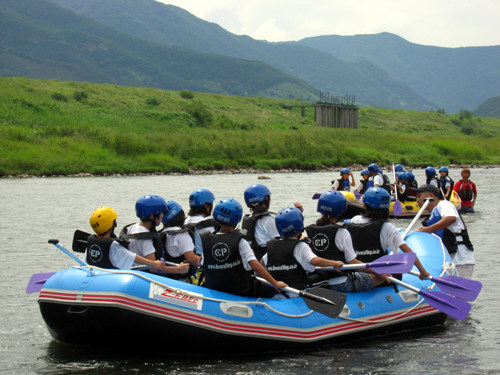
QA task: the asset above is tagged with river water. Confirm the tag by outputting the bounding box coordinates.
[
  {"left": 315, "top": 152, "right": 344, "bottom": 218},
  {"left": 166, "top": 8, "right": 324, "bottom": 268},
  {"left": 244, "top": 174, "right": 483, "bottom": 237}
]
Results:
[{"left": 1, "top": 168, "right": 498, "bottom": 374}]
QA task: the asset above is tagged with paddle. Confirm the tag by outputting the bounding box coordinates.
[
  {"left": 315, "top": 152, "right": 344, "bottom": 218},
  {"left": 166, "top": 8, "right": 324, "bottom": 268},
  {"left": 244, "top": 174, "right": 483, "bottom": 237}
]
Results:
[
  {"left": 312, "top": 193, "right": 321, "bottom": 200},
  {"left": 316, "top": 252, "right": 416, "bottom": 275},
  {"left": 407, "top": 271, "right": 481, "bottom": 301},
  {"left": 26, "top": 272, "right": 56, "bottom": 293},
  {"left": 392, "top": 163, "right": 403, "bottom": 216},
  {"left": 353, "top": 190, "right": 362, "bottom": 200},
  {"left": 256, "top": 276, "right": 347, "bottom": 319},
  {"left": 72, "top": 229, "right": 90, "bottom": 253},
  {"left": 388, "top": 276, "right": 471, "bottom": 320}
]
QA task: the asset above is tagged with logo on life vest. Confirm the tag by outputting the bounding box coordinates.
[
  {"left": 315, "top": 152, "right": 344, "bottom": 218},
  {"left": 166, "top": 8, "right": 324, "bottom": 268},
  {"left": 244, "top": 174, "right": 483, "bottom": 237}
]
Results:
[
  {"left": 88, "top": 244, "right": 103, "bottom": 263},
  {"left": 212, "top": 242, "right": 230, "bottom": 262},
  {"left": 312, "top": 233, "right": 329, "bottom": 252}
]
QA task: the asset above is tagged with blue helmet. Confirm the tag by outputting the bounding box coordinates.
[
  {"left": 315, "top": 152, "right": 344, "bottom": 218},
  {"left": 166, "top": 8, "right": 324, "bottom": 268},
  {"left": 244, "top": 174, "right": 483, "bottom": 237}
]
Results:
[
  {"left": 189, "top": 188, "right": 215, "bottom": 208},
  {"left": 361, "top": 169, "right": 370, "bottom": 176},
  {"left": 439, "top": 166, "right": 449, "bottom": 174},
  {"left": 135, "top": 195, "right": 167, "bottom": 221},
  {"left": 244, "top": 184, "right": 271, "bottom": 207},
  {"left": 425, "top": 166, "right": 436, "bottom": 177},
  {"left": 397, "top": 172, "right": 408, "bottom": 181},
  {"left": 162, "top": 200, "right": 182, "bottom": 225},
  {"left": 317, "top": 190, "right": 347, "bottom": 217},
  {"left": 275, "top": 206, "right": 304, "bottom": 237},
  {"left": 213, "top": 198, "right": 243, "bottom": 227},
  {"left": 406, "top": 171, "right": 415, "bottom": 182},
  {"left": 362, "top": 187, "right": 390, "bottom": 209},
  {"left": 395, "top": 164, "right": 404, "bottom": 173},
  {"left": 340, "top": 168, "right": 350, "bottom": 175},
  {"left": 368, "top": 163, "right": 379, "bottom": 173}
]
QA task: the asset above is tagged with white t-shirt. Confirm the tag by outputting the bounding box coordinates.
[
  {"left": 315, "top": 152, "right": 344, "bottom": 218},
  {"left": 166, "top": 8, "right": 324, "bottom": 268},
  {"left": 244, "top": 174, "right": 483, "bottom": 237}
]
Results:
[
  {"left": 164, "top": 226, "right": 195, "bottom": 258},
  {"left": 373, "top": 174, "right": 384, "bottom": 187},
  {"left": 254, "top": 215, "right": 280, "bottom": 247},
  {"left": 185, "top": 215, "right": 216, "bottom": 255},
  {"left": 200, "top": 234, "right": 256, "bottom": 271},
  {"left": 126, "top": 223, "right": 156, "bottom": 265},
  {"left": 262, "top": 240, "right": 317, "bottom": 272},
  {"left": 349, "top": 216, "right": 405, "bottom": 253},
  {"left": 429, "top": 179, "right": 439, "bottom": 188},
  {"left": 84, "top": 240, "right": 137, "bottom": 269},
  {"left": 432, "top": 200, "right": 474, "bottom": 265}
]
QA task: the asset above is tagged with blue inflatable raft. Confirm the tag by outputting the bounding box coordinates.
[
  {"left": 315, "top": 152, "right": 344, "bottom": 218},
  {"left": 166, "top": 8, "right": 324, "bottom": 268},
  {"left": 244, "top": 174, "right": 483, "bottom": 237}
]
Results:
[{"left": 37, "top": 232, "right": 462, "bottom": 354}]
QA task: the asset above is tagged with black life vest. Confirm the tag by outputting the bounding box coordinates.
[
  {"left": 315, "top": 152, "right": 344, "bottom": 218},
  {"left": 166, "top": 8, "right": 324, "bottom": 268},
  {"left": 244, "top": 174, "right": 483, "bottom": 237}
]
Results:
[
  {"left": 376, "top": 174, "right": 392, "bottom": 194},
  {"left": 119, "top": 223, "right": 164, "bottom": 260},
  {"left": 183, "top": 218, "right": 219, "bottom": 240},
  {"left": 335, "top": 178, "right": 351, "bottom": 191},
  {"left": 456, "top": 180, "right": 474, "bottom": 202},
  {"left": 305, "top": 223, "right": 347, "bottom": 278},
  {"left": 85, "top": 236, "right": 118, "bottom": 269},
  {"left": 345, "top": 220, "right": 387, "bottom": 263},
  {"left": 397, "top": 182, "right": 409, "bottom": 202},
  {"left": 266, "top": 238, "right": 309, "bottom": 290},
  {"left": 359, "top": 179, "right": 369, "bottom": 194},
  {"left": 241, "top": 211, "right": 275, "bottom": 260},
  {"left": 201, "top": 230, "right": 254, "bottom": 296}
]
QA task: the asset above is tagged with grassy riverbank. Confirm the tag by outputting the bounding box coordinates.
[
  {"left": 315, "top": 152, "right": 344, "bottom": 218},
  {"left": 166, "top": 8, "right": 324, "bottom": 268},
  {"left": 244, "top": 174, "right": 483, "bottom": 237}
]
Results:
[{"left": 1, "top": 77, "right": 500, "bottom": 176}]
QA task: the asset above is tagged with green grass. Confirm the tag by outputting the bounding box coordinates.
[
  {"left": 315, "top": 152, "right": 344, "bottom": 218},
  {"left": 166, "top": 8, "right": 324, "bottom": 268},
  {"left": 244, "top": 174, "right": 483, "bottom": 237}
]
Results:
[{"left": 1, "top": 77, "right": 500, "bottom": 176}]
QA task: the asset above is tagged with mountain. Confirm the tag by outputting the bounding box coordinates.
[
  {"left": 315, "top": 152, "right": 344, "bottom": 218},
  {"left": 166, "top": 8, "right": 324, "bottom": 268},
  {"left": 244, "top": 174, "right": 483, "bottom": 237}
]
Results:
[
  {"left": 0, "top": 0, "right": 318, "bottom": 100},
  {"left": 46, "top": 0, "right": 435, "bottom": 110},
  {"left": 298, "top": 33, "right": 500, "bottom": 113},
  {"left": 474, "top": 95, "right": 500, "bottom": 118}
]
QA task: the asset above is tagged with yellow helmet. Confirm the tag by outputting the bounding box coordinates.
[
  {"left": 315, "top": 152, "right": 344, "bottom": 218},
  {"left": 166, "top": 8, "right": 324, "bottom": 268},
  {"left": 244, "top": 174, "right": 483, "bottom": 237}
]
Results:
[{"left": 89, "top": 206, "right": 117, "bottom": 235}]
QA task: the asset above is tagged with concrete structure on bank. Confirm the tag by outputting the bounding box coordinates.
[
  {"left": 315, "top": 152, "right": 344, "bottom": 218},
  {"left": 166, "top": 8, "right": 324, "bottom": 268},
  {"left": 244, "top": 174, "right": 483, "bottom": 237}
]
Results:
[{"left": 313, "top": 103, "right": 358, "bottom": 129}]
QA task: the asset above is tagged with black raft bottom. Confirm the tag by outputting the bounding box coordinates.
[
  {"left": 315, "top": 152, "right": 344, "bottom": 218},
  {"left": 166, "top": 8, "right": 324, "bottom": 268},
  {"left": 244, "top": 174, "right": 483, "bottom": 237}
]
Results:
[{"left": 39, "top": 301, "right": 447, "bottom": 355}]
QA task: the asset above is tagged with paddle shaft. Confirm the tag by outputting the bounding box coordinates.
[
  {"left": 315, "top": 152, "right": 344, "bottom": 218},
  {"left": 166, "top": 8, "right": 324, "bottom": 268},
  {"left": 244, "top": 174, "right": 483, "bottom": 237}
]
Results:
[
  {"left": 401, "top": 198, "right": 432, "bottom": 239},
  {"left": 255, "top": 276, "right": 335, "bottom": 305},
  {"left": 49, "top": 239, "right": 87, "bottom": 266}
]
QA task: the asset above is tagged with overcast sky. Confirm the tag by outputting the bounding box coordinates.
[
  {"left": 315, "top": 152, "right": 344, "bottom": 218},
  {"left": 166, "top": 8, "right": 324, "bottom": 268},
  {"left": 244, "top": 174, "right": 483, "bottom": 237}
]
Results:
[{"left": 157, "top": 0, "right": 500, "bottom": 48}]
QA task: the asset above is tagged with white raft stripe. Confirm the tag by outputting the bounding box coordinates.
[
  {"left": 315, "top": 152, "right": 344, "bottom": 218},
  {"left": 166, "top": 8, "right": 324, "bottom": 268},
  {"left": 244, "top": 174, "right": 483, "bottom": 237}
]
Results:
[{"left": 39, "top": 289, "right": 440, "bottom": 343}]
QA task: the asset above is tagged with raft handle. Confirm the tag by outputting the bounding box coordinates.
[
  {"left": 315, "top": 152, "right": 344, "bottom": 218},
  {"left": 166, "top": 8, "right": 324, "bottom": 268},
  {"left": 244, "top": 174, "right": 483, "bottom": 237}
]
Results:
[{"left": 219, "top": 302, "right": 254, "bottom": 318}]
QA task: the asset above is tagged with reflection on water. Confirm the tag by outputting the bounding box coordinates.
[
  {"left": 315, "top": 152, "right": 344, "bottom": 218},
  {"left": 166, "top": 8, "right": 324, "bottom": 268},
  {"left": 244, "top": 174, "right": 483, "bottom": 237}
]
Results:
[{"left": 1, "top": 168, "right": 499, "bottom": 374}]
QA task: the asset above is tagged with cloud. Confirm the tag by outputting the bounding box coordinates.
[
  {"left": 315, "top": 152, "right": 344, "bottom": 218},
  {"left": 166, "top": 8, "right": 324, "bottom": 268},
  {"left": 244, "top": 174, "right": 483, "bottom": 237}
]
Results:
[{"left": 158, "top": 0, "right": 500, "bottom": 47}]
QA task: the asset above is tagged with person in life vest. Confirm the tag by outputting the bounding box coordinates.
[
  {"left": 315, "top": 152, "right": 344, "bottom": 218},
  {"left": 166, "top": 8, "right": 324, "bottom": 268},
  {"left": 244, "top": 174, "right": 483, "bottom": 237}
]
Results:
[
  {"left": 331, "top": 168, "right": 356, "bottom": 191},
  {"left": 424, "top": 167, "right": 441, "bottom": 197},
  {"left": 355, "top": 169, "right": 372, "bottom": 195},
  {"left": 417, "top": 184, "right": 474, "bottom": 278},
  {"left": 453, "top": 168, "right": 477, "bottom": 214},
  {"left": 87, "top": 206, "right": 167, "bottom": 271},
  {"left": 120, "top": 195, "right": 189, "bottom": 275},
  {"left": 391, "top": 172, "right": 409, "bottom": 202},
  {"left": 159, "top": 200, "right": 200, "bottom": 279},
  {"left": 241, "top": 184, "right": 279, "bottom": 260},
  {"left": 184, "top": 188, "right": 218, "bottom": 255},
  {"left": 346, "top": 187, "right": 430, "bottom": 279},
  {"left": 405, "top": 171, "right": 418, "bottom": 200},
  {"left": 262, "top": 206, "right": 344, "bottom": 291},
  {"left": 367, "top": 163, "right": 391, "bottom": 194},
  {"left": 200, "top": 198, "right": 287, "bottom": 297},
  {"left": 438, "top": 166, "right": 454, "bottom": 200},
  {"left": 305, "top": 191, "right": 389, "bottom": 292}
]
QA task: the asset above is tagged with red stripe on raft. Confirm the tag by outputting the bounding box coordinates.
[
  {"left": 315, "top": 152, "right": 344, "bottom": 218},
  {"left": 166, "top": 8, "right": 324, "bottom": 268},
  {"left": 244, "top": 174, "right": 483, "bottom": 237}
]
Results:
[{"left": 39, "top": 290, "right": 438, "bottom": 341}]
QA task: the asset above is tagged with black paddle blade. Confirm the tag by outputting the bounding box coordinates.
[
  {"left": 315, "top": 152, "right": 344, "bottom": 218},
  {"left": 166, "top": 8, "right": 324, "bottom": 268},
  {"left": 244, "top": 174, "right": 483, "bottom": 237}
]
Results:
[
  {"left": 302, "top": 287, "right": 347, "bottom": 318},
  {"left": 72, "top": 229, "right": 91, "bottom": 253}
]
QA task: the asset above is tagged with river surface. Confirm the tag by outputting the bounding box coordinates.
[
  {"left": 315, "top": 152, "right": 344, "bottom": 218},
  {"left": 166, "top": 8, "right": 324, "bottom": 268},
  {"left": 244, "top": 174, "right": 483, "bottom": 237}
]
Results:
[{"left": 1, "top": 168, "right": 498, "bottom": 374}]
